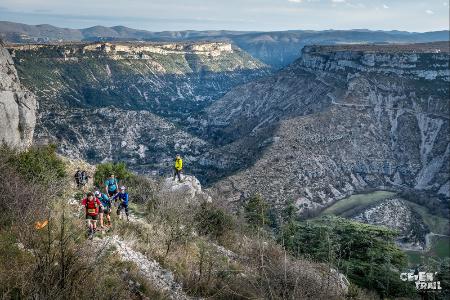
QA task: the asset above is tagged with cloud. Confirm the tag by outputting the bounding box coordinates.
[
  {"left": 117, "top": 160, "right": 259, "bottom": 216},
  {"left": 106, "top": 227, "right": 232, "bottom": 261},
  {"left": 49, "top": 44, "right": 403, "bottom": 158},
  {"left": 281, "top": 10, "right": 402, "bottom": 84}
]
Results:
[
  {"left": 331, "top": 0, "right": 345, "bottom": 2},
  {"left": 425, "top": 9, "right": 434, "bottom": 14},
  {"left": 383, "top": 4, "right": 389, "bottom": 9},
  {"left": 288, "top": 0, "right": 302, "bottom": 2}
]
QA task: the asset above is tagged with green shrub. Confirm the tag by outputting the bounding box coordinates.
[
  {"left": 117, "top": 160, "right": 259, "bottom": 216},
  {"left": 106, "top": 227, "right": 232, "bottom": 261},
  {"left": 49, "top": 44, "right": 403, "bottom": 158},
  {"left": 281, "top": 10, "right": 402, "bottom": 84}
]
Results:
[
  {"left": 94, "top": 162, "right": 133, "bottom": 188},
  {"left": 3, "top": 144, "right": 66, "bottom": 184},
  {"left": 0, "top": 145, "right": 64, "bottom": 227},
  {"left": 195, "top": 202, "right": 235, "bottom": 240}
]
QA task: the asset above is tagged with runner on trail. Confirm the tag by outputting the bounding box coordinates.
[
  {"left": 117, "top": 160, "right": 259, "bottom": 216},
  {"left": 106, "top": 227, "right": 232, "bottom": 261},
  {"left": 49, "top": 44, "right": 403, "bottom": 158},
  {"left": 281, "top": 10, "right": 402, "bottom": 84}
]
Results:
[
  {"left": 105, "top": 173, "right": 119, "bottom": 197},
  {"left": 81, "top": 192, "right": 101, "bottom": 239},
  {"left": 112, "top": 186, "right": 129, "bottom": 221},
  {"left": 95, "top": 190, "right": 112, "bottom": 228},
  {"left": 173, "top": 154, "right": 183, "bottom": 182}
]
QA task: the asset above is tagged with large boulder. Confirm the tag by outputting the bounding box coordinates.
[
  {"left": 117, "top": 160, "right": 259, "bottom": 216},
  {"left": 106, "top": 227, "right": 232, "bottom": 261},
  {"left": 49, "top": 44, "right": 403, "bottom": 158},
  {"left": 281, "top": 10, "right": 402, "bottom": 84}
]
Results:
[{"left": 0, "top": 44, "right": 36, "bottom": 149}]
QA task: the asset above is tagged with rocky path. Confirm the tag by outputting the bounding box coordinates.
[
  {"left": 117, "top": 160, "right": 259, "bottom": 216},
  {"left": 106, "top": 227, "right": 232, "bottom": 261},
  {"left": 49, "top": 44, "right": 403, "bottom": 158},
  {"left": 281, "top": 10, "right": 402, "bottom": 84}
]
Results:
[
  {"left": 105, "top": 235, "right": 190, "bottom": 300},
  {"left": 87, "top": 205, "right": 192, "bottom": 299},
  {"left": 99, "top": 207, "right": 192, "bottom": 300}
]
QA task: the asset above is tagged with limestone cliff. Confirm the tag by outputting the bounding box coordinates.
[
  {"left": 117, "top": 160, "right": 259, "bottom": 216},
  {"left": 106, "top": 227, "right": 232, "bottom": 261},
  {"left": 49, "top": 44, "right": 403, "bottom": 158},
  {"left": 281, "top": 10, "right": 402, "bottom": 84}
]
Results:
[
  {"left": 10, "top": 41, "right": 269, "bottom": 172},
  {"left": 205, "top": 42, "right": 449, "bottom": 210},
  {"left": 0, "top": 43, "right": 36, "bottom": 148}
]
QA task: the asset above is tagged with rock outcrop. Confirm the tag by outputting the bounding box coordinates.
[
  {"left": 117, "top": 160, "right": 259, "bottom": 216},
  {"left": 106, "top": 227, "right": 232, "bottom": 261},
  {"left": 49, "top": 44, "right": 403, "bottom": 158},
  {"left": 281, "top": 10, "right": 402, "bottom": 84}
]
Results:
[
  {"left": 352, "top": 198, "right": 429, "bottom": 250},
  {"left": 162, "top": 175, "right": 212, "bottom": 203},
  {"left": 0, "top": 43, "right": 36, "bottom": 148}
]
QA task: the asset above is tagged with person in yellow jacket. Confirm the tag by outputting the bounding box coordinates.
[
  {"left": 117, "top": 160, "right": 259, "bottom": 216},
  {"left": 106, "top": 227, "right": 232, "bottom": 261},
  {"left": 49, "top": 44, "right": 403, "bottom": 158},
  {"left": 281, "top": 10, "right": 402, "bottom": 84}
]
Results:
[{"left": 173, "top": 154, "right": 183, "bottom": 182}]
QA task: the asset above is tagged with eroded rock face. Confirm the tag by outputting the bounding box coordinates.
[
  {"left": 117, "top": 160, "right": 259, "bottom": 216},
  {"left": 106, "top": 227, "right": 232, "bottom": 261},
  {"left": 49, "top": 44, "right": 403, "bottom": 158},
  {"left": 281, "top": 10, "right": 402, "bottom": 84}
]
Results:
[
  {"left": 35, "top": 106, "right": 209, "bottom": 173},
  {"left": 206, "top": 42, "right": 449, "bottom": 211},
  {"left": 0, "top": 44, "right": 36, "bottom": 148}
]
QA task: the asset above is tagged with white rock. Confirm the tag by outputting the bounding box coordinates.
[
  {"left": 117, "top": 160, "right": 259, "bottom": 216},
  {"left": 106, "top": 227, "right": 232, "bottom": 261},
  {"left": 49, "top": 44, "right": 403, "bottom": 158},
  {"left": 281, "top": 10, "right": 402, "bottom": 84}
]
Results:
[{"left": 0, "top": 45, "right": 36, "bottom": 149}]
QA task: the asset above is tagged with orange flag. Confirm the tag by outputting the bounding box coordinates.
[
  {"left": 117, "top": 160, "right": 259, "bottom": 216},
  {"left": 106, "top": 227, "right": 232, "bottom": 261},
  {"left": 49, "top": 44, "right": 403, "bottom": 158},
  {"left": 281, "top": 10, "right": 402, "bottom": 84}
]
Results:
[{"left": 35, "top": 220, "right": 48, "bottom": 230}]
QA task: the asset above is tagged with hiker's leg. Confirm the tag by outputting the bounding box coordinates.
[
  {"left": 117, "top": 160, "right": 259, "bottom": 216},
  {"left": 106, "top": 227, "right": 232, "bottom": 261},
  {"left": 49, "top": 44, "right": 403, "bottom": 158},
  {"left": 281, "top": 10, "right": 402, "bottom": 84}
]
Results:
[
  {"left": 117, "top": 204, "right": 122, "bottom": 219},
  {"left": 99, "top": 212, "right": 104, "bottom": 228},
  {"left": 173, "top": 167, "right": 176, "bottom": 180},
  {"left": 86, "top": 219, "right": 93, "bottom": 234},
  {"left": 124, "top": 204, "right": 129, "bottom": 220}
]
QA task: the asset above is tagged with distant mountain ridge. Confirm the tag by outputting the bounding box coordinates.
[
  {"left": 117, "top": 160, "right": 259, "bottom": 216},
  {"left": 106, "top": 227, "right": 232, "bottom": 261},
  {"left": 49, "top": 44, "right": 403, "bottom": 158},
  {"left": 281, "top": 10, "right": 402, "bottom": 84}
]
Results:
[{"left": 1, "top": 21, "right": 449, "bottom": 68}]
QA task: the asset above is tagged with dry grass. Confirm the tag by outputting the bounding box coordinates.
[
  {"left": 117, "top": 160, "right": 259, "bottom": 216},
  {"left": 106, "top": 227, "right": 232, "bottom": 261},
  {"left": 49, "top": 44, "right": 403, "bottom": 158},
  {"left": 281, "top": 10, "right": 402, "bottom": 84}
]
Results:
[{"left": 110, "top": 188, "right": 349, "bottom": 299}]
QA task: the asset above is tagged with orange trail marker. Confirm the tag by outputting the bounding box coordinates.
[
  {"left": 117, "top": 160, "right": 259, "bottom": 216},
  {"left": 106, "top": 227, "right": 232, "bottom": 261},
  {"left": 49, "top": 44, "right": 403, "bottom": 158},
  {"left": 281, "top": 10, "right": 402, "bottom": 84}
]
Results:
[{"left": 35, "top": 220, "right": 48, "bottom": 230}]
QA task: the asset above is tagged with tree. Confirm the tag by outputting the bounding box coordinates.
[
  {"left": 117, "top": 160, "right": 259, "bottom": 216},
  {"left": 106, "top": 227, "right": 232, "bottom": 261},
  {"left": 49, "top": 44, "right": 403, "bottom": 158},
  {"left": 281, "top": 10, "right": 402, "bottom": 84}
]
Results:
[
  {"left": 279, "top": 216, "right": 416, "bottom": 298},
  {"left": 244, "top": 194, "right": 270, "bottom": 228},
  {"left": 93, "top": 162, "right": 133, "bottom": 187}
]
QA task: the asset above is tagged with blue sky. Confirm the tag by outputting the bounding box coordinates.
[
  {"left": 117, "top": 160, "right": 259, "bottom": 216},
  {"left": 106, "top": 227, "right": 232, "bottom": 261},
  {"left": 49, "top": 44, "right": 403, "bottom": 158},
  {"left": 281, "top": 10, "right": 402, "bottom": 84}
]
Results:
[{"left": 0, "top": 0, "right": 448, "bottom": 32}]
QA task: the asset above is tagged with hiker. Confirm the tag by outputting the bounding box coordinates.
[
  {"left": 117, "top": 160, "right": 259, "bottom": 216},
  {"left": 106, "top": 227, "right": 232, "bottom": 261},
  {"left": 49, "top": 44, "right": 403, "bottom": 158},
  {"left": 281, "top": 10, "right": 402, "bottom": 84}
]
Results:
[
  {"left": 112, "top": 186, "right": 129, "bottom": 221},
  {"left": 81, "top": 192, "right": 101, "bottom": 239},
  {"left": 105, "top": 173, "right": 119, "bottom": 197},
  {"left": 74, "top": 169, "right": 82, "bottom": 188},
  {"left": 95, "top": 190, "right": 112, "bottom": 228},
  {"left": 80, "top": 170, "right": 90, "bottom": 192},
  {"left": 173, "top": 154, "right": 183, "bottom": 182}
]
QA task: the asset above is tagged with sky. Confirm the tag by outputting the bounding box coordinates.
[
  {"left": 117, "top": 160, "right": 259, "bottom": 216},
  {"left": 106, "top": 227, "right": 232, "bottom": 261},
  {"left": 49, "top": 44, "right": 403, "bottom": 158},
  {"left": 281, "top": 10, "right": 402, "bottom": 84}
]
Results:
[{"left": 0, "top": 0, "right": 448, "bottom": 32}]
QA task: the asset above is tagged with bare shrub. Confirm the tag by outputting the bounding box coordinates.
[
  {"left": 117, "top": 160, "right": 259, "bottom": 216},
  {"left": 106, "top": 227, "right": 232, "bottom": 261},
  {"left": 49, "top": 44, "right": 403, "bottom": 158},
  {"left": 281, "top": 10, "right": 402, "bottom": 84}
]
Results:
[{"left": 127, "top": 175, "right": 160, "bottom": 205}]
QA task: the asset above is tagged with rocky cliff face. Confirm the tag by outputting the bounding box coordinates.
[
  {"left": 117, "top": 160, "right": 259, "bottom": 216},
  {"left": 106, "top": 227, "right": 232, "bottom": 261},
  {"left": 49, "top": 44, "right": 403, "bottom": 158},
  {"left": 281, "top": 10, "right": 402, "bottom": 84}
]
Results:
[
  {"left": 10, "top": 42, "right": 268, "bottom": 117},
  {"left": 36, "top": 106, "right": 209, "bottom": 173},
  {"left": 10, "top": 42, "right": 269, "bottom": 172},
  {"left": 0, "top": 43, "right": 36, "bottom": 149},
  {"left": 206, "top": 42, "right": 449, "bottom": 211}
]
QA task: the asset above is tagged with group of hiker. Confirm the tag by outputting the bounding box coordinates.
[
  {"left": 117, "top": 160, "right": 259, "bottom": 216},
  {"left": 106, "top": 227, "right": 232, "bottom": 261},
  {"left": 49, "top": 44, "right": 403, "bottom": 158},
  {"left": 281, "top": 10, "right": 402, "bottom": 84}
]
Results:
[
  {"left": 81, "top": 174, "right": 130, "bottom": 238},
  {"left": 74, "top": 169, "right": 90, "bottom": 190},
  {"left": 77, "top": 155, "right": 184, "bottom": 238}
]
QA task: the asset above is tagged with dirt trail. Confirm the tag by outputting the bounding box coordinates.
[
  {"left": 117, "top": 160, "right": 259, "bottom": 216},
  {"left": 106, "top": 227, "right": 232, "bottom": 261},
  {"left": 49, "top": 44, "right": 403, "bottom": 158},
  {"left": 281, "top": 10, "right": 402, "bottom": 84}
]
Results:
[{"left": 94, "top": 234, "right": 190, "bottom": 300}]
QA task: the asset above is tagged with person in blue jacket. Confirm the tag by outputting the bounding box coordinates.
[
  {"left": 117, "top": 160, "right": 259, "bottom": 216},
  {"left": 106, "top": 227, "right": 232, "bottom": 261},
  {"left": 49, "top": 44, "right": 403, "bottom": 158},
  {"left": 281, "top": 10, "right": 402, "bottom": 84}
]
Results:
[
  {"left": 112, "top": 186, "right": 129, "bottom": 221},
  {"left": 95, "top": 190, "right": 112, "bottom": 228}
]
